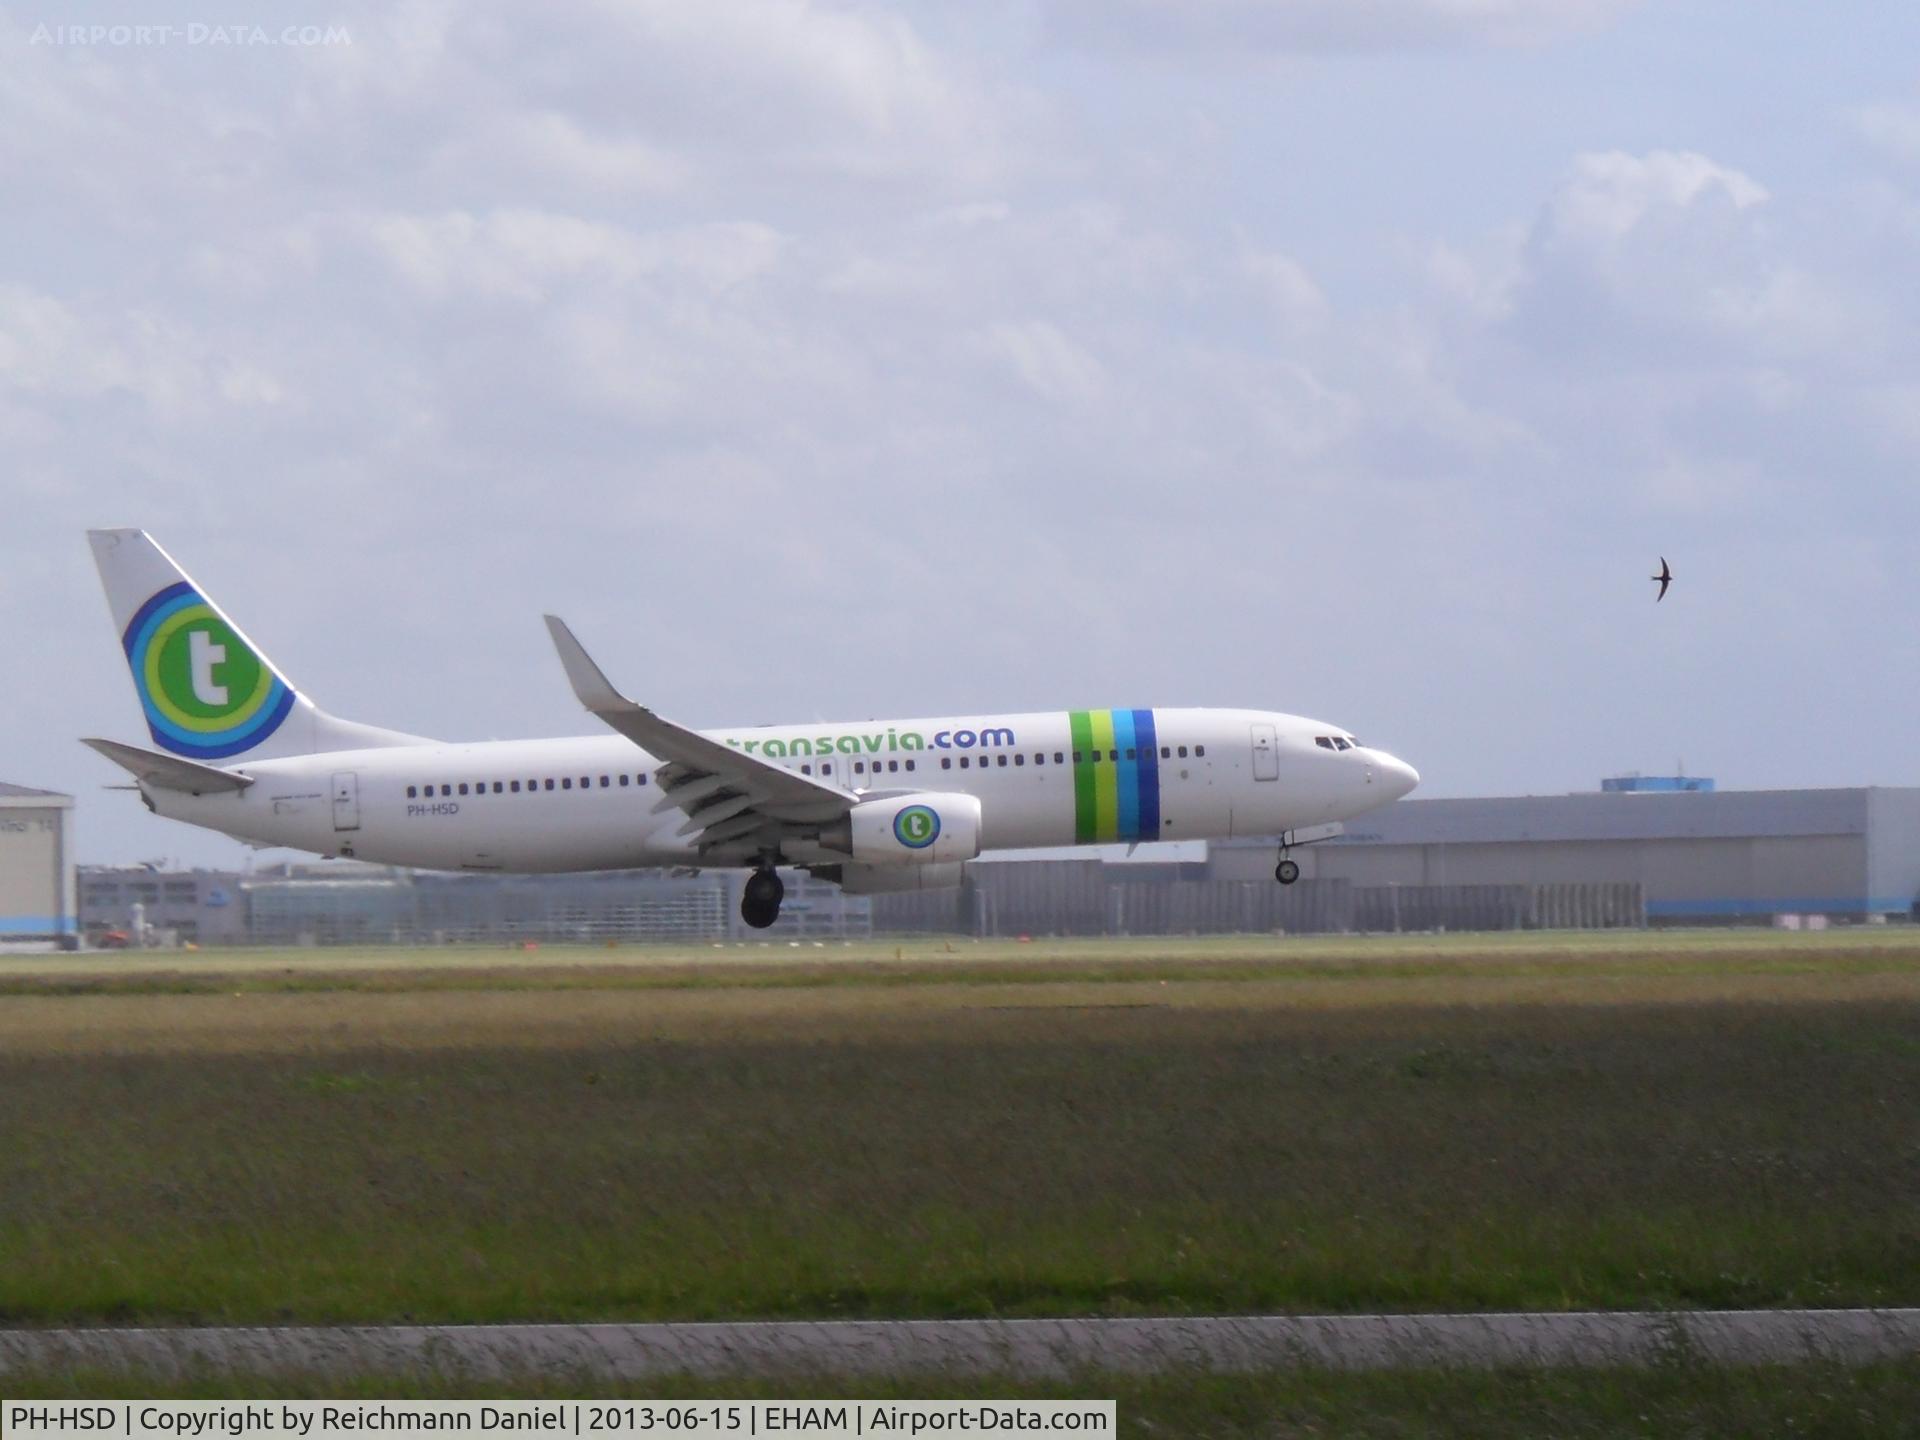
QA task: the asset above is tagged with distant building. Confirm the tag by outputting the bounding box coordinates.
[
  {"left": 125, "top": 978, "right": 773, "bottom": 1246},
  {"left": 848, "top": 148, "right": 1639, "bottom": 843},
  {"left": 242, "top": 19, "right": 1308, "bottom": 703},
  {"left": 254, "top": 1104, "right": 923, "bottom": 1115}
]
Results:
[
  {"left": 1214, "top": 786, "right": 1920, "bottom": 923},
  {"left": 1601, "top": 774, "right": 1716, "bottom": 793},
  {"left": 0, "top": 783, "right": 76, "bottom": 947},
  {"left": 79, "top": 866, "right": 248, "bottom": 946}
]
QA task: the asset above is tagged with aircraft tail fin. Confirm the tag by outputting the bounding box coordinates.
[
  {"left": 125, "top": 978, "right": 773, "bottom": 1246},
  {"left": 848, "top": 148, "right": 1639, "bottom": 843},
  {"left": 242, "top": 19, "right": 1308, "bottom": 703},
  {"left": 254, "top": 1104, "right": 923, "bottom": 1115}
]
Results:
[{"left": 87, "top": 529, "right": 431, "bottom": 763}]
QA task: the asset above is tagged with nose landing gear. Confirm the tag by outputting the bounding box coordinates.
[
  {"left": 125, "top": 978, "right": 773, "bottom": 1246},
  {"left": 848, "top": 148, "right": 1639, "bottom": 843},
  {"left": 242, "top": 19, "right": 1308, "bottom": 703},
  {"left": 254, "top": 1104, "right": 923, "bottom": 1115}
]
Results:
[
  {"left": 1275, "top": 857, "right": 1300, "bottom": 885},
  {"left": 741, "top": 866, "right": 785, "bottom": 929}
]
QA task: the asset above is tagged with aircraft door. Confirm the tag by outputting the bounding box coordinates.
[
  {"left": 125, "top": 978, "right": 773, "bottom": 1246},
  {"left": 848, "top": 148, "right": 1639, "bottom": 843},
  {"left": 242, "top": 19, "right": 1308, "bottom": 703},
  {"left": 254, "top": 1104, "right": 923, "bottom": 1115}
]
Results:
[
  {"left": 1250, "top": 723, "right": 1279, "bottom": 782},
  {"left": 331, "top": 772, "right": 362, "bottom": 831}
]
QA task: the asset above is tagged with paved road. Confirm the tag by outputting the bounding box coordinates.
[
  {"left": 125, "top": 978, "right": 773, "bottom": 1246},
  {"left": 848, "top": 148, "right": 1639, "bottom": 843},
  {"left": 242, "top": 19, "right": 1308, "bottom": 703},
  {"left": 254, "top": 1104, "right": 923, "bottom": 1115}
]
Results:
[{"left": 4, "top": 1311, "right": 1918, "bottom": 1380}]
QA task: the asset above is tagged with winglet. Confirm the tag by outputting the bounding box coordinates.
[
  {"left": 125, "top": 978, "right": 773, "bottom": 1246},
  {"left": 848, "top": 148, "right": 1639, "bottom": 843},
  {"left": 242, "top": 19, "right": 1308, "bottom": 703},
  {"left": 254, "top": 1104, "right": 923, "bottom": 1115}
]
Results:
[{"left": 544, "top": 615, "right": 633, "bottom": 714}]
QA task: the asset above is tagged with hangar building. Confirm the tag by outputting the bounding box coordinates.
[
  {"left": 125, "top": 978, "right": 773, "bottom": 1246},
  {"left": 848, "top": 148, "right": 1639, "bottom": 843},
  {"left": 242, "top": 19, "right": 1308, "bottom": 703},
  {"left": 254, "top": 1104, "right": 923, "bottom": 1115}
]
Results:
[
  {"left": 1214, "top": 785, "right": 1920, "bottom": 923},
  {"left": 0, "top": 782, "right": 77, "bottom": 946}
]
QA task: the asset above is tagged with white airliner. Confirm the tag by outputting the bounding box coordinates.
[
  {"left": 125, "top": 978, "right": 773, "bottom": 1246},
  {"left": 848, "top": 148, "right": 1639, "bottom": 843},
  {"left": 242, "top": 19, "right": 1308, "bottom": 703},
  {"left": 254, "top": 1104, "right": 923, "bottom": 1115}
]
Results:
[{"left": 83, "top": 530, "right": 1418, "bottom": 928}]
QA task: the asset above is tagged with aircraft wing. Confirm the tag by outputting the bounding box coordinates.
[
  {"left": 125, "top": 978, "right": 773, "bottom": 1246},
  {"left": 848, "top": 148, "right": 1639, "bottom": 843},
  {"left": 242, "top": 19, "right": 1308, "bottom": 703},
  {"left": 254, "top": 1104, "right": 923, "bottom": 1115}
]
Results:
[{"left": 544, "top": 616, "right": 853, "bottom": 857}]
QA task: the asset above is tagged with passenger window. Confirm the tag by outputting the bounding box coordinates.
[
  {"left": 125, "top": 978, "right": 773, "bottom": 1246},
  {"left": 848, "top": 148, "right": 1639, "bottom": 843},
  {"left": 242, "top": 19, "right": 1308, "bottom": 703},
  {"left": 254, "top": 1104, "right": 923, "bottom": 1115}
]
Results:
[
  {"left": 1195, "top": 745, "right": 1206, "bottom": 757},
  {"left": 544, "top": 779, "right": 554, "bottom": 790},
  {"left": 1108, "top": 749, "right": 1118, "bottom": 762},
  {"left": 1055, "top": 752, "right": 1065, "bottom": 765},
  {"left": 854, "top": 761, "right": 865, "bottom": 774},
  {"left": 1125, "top": 748, "right": 1136, "bottom": 761},
  {"left": 1161, "top": 746, "right": 1171, "bottom": 760},
  {"left": 1072, "top": 750, "right": 1083, "bottom": 764},
  {"left": 406, "top": 786, "right": 417, "bottom": 798},
  {"left": 1015, "top": 754, "right": 1025, "bottom": 766},
  {"left": 941, "top": 757, "right": 952, "bottom": 770},
  {"left": 580, "top": 776, "right": 590, "bottom": 788},
  {"left": 1033, "top": 753, "right": 1044, "bottom": 766},
  {"left": 906, "top": 760, "right": 916, "bottom": 771},
  {"left": 561, "top": 778, "right": 572, "bottom": 790},
  {"left": 638, "top": 773, "right": 648, "bottom": 785},
  {"left": 889, "top": 760, "right": 899, "bottom": 772},
  {"left": 493, "top": 782, "right": 504, "bottom": 794},
  {"left": 1177, "top": 746, "right": 1188, "bottom": 759},
  {"left": 997, "top": 754, "right": 1008, "bottom": 767},
  {"left": 510, "top": 781, "right": 521, "bottom": 793},
  {"left": 619, "top": 774, "right": 629, "bottom": 787},
  {"left": 801, "top": 764, "right": 812, "bottom": 776},
  {"left": 960, "top": 756, "right": 970, "bottom": 769},
  {"left": 600, "top": 776, "right": 610, "bottom": 787},
  {"left": 821, "top": 762, "right": 832, "bottom": 775}
]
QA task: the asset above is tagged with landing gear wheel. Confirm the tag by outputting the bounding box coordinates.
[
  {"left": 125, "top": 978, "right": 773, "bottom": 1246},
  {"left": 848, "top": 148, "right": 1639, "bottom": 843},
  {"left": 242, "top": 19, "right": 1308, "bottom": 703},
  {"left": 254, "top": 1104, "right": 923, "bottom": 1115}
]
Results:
[
  {"left": 1275, "top": 859, "right": 1300, "bottom": 885},
  {"left": 741, "top": 868, "right": 785, "bottom": 929}
]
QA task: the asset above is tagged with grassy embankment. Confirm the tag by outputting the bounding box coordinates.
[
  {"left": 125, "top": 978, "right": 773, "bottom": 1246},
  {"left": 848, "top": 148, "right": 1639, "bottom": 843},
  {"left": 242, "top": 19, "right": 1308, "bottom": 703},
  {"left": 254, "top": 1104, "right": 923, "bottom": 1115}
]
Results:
[{"left": 1, "top": 932, "right": 1917, "bottom": 1327}]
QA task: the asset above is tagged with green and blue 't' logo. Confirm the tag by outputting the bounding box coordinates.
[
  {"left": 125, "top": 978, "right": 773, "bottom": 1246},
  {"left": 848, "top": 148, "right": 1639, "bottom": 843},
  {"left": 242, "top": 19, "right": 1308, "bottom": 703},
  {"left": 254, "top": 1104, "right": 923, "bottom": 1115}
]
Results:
[
  {"left": 123, "top": 582, "right": 294, "bottom": 759},
  {"left": 893, "top": 804, "right": 941, "bottom": 849}
]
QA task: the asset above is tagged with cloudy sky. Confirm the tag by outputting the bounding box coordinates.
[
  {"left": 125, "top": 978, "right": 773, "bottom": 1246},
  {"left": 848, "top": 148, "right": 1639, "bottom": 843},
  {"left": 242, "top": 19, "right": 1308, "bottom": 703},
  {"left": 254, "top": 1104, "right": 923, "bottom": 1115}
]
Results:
[{"left": 6, "top": 0, "right": 1919, "bottom": 867}]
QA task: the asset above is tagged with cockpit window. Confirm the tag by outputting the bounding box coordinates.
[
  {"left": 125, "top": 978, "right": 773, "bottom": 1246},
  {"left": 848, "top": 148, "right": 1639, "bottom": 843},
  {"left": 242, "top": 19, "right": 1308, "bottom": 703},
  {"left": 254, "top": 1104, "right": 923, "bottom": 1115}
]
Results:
[
  {"left": 1332, "top": 737, "right": 1351, "bottom": 751},
  {"left": 1315, "top": 736, "right": 1335, "bottom": 750}
]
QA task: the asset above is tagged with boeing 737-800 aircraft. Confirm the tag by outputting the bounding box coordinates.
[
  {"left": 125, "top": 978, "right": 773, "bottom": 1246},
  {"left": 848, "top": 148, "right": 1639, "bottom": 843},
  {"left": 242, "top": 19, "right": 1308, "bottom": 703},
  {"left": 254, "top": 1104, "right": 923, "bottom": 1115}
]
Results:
[{"left": 83, "top": 530, "right": 1419, "bottom": 928}]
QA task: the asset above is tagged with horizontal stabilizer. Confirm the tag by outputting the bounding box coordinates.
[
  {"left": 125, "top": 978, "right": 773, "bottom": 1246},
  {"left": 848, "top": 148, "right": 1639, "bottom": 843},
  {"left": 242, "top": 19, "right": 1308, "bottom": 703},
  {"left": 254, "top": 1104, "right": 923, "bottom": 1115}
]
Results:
[{"left": 82, "top": 737, "right": 253, "bottom": 794}]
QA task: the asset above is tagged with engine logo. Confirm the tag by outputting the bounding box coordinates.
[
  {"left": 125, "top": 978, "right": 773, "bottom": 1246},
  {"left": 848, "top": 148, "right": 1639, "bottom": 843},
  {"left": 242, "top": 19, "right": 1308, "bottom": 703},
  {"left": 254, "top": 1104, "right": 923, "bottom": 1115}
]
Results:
[{"left": 893, "top": 804, "right": 941, "bottom": 849}]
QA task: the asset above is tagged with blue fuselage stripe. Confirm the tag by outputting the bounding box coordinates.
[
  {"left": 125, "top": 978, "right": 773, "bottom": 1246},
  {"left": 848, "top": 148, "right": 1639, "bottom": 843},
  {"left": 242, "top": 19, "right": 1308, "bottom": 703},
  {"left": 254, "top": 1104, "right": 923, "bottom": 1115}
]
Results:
[
  {"left": 1112, "top": 709, "right": 1140, "bottom": 841},
  {"left": 1133, "top": 709, "right": 1160, "bottom": 840}
]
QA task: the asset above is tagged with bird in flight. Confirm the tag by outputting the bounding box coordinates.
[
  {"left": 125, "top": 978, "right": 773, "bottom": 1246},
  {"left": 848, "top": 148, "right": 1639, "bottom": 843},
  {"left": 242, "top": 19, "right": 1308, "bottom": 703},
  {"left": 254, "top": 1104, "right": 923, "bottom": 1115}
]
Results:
[{"left": 1651, "top": 557, "right": 1672, "bottom": 602}]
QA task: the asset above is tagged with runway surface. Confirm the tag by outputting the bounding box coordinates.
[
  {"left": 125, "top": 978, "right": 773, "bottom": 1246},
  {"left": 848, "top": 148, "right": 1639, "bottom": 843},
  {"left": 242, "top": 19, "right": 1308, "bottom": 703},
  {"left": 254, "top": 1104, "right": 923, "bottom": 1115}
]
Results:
[{"left": 4, "top": 1311, "right": 1919, "bottom": 1379}]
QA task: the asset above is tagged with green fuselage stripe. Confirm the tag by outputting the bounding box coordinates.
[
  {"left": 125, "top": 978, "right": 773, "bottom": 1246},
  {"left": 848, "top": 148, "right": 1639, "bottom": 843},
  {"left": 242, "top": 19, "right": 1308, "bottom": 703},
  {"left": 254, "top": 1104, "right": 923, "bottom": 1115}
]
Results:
[
  {"left": 1089, "top": 709, "right": 1118, "bottom": 841},
  {"left": 1069, "top": 709, "right": 1096, "bottom": 842}
]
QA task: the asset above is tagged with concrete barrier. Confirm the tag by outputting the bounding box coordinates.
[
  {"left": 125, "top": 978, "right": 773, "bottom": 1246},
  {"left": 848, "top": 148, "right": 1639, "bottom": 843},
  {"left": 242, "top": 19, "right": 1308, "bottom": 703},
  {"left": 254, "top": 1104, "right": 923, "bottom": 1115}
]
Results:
[{"left": 4, "top": 1310, "right": 1918, "bottom": 1381}]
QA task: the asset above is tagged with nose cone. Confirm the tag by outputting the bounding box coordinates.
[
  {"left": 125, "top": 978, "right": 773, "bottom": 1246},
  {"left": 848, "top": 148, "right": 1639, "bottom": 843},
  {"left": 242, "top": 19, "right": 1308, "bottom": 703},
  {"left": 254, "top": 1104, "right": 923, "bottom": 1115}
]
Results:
[{"left": 1378, "top": 752, "right": 1420, "bottom": 801}]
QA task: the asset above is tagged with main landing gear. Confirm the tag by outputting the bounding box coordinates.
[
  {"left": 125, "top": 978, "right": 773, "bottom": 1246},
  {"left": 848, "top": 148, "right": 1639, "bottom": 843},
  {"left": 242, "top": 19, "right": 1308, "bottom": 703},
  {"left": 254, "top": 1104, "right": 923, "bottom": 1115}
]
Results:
[{"left": 741, "top": 866, "right": 785, "bottom": 929}]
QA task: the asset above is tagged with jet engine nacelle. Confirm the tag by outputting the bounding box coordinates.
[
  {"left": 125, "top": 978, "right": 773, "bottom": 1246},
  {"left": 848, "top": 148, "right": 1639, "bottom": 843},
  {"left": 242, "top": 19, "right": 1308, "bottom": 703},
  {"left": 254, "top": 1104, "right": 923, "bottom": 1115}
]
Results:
[
  {"left": 821, "top": 792, "right": 982, "bottom": 866},
  {"left": 817, "top": 861, "right": 968, "bottom": 895}
]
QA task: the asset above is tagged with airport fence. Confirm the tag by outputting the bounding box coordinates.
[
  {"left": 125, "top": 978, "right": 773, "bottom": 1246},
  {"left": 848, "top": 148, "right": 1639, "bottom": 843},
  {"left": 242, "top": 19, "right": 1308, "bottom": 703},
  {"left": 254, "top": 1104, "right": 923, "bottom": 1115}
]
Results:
[{"left": 873, "top": 868, "right": 1646, "bottom": 937}]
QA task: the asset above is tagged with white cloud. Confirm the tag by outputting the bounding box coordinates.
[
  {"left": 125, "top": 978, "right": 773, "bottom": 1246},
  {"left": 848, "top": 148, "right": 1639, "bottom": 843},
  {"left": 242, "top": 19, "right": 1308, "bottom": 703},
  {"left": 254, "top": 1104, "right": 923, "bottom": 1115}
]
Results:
[
  {"left": 0, "top": 285, "right": 285, "bottom": 421},
  {"left": 552, "top": 0, "right": 1039, "bottom": 186},
  {"left": 1496, "top": 149, "right": 1879, "bottom": 367},
  {"left": 1239, "top": 248, "right": 1329, "bottom": 333},
  {"left": 1044, "top": 0, "right": 1642, "bottom": 53},
  {"left": 1852, "top": 100, "right": 1920, "bottom": 165},
  {"left": 359, "top": 210, "right": 785, "bottom": 301},
  {"left": 980, "top": 321, "right": 1108, "bottom": 405},
  {"left": 1542, "top": 150, "right": 1767, "bottom": 246},
  {"left": 436, "top": 112, "right": 686, "bottom": 195}
]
